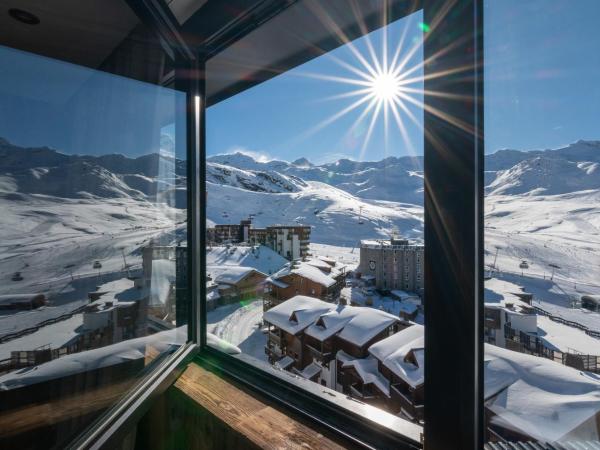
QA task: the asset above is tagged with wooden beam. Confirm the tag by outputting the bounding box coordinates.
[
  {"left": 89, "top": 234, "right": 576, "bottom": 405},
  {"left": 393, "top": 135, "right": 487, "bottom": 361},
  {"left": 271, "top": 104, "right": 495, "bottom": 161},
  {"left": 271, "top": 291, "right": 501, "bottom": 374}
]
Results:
[{"left": 174, "top": 364, "right": 346, "bottom": 450}]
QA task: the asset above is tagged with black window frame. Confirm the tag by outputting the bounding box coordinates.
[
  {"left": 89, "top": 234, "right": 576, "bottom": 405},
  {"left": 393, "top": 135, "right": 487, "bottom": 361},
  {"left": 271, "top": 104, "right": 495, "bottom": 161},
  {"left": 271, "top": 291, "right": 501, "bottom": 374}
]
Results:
[{"left": 66, "top": 0, "right": 484, "bottom": 448}]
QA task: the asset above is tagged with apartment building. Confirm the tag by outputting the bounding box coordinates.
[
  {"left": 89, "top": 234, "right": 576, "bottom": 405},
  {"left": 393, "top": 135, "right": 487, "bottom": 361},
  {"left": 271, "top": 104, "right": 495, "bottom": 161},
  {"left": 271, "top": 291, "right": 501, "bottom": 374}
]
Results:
[
  {"left": 263, "top": 296, "right": 406, "bottom": 399},
  {"left": 264, "top": 259, "right": 346, "bottom": 309},
  {"left": 357, "top": 237, "right": 424, "bottom": 294},
  {"left": 207, "top": 219, "right": 311, "bottom": 261}
]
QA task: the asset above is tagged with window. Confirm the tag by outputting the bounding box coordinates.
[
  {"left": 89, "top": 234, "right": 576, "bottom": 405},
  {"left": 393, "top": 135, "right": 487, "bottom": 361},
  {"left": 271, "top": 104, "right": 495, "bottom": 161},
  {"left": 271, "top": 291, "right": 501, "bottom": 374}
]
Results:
[
  {"left": 205, "top": 4, "right": 427, "bottom": 436},
  {"left": 484, "top": 0, "right": 600, "bottom": 444},
  {"left": 0, "top": 2, "right": 188, "bottom": 447}
]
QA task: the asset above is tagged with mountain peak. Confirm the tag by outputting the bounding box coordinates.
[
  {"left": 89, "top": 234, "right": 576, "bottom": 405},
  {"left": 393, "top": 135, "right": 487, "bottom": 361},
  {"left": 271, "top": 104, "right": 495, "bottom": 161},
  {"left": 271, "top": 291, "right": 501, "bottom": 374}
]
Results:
[{"left": 292, "top": 157, "right": 312, "bottom": 167}]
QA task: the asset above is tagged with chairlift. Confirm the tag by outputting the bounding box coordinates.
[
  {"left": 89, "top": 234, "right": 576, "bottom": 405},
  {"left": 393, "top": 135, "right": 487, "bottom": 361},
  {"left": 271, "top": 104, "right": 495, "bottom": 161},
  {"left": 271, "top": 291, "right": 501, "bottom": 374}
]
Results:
[
  {"left": 93, "top": 260, "right": 102, "bottom": 269},
  {"left": 11, "top": 272, "right": 23, "bottom": 281},
  {"left": 519, "top": 260, "right": 529, "bottom": 269}
]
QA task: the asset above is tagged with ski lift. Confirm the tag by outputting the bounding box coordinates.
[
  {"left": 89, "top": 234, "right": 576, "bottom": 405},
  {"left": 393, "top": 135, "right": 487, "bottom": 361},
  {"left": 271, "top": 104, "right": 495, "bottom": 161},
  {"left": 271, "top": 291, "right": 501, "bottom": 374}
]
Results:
[
  {"left": 519, "top": 260, "right": 529, "bottom": 269},
  {"left": 11, "top": 272, "right": 23, "bottom": 281},
  {"left": 93, "top": 260, "right": 102, "bottom": 269}
]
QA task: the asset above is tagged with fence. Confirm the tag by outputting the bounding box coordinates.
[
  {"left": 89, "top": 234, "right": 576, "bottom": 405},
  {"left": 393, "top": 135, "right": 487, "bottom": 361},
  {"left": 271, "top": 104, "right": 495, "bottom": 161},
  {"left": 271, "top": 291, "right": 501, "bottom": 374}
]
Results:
[{"left": 503, "top": 323, "right": 600, "bottom": 373}]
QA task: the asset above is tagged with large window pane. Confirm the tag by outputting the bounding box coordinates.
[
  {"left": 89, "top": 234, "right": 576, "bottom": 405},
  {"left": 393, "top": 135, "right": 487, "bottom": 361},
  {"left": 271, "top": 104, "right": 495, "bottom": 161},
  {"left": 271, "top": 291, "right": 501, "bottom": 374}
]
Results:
[
  {"left": 206, "top": 6, "right": 427, "bottom": 430},
  {"left": 484, "top": 0, "right": 600, "bottom": 444},
  {"left": 0, "top": 3, "right": 187, "bottom": 448}
]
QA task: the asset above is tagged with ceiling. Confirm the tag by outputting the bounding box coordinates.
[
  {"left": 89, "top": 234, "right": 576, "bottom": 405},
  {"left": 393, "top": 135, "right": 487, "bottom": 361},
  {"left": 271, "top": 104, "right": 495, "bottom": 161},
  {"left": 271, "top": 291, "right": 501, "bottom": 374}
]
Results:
[
  {"left": 0, "top": 0, "right": 420, "bottom": 105},
  {"left": 0, "top": 0, "right": 139, "bottom": 70},
  {"left": 203, "top": 0, "right": 420, "bottom": 105}
]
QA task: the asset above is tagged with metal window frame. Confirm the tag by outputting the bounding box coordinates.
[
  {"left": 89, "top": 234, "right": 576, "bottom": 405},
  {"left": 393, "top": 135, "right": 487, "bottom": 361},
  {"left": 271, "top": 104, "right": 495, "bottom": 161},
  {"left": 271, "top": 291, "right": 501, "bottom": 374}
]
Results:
[{"left": 68, "top": 0, "right": 484, "bottom": 449}]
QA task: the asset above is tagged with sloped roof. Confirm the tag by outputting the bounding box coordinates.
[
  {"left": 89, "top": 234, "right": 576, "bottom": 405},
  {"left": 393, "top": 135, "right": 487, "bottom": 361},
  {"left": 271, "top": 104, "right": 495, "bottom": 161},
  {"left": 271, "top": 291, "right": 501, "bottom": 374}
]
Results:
[
  {"left": 263, "top": 295, "right": 334, "bottom": 335},
  {"left": 369, "top": 324, "right": 425, "bottom": 388},
  {"left": 303, "top": 304, "right": 398, "bottom": 347},
  {"left": 271, "top": 261, "right": 336, "bottom": 288},
  {"left": 207, "top": 265, "right": 266, "bottom": 285}
]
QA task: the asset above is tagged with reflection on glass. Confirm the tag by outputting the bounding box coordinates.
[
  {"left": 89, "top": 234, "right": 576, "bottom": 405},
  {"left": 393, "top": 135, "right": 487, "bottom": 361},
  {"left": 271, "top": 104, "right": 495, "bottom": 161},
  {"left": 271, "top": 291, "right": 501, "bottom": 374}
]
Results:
[
  {"left": 484, "top": 0, "right": 600, "bottom": 444},
  {"left": 0, "top": 44, "right": 187, "bottom": 448},
  {"left": 205, "top": 10, "right": 427, "bottom": 425}
]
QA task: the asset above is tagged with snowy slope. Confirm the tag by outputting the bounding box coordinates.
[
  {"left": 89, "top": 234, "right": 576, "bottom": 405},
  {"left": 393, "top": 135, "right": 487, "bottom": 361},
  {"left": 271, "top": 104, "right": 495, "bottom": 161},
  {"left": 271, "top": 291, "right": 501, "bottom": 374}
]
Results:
[
  {"left": 207, "top": 180, "right": 424, "bottom": 246},
  {"left": 487, "top": 157, "right": 600, "bottom": 196}
]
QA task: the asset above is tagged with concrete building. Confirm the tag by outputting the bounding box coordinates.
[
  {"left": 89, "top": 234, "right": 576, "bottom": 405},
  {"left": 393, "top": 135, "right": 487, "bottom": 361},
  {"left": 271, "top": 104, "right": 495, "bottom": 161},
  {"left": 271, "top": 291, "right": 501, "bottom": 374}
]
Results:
[
  {"left": 357, "top": 237, "right": 424, "bottom": 294},
  {"left": 207, "top": 219, "right": 311, "bottom": 261}
]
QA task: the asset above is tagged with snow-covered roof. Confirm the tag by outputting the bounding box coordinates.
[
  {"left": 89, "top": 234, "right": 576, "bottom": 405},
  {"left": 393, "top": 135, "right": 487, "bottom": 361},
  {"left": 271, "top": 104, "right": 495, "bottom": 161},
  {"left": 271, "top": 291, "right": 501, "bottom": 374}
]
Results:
[
  {"left": 304, "top": 304, "right": 398, "bottom": 347},
  {"left": 484, "top": 278, "right": 534, "bottom": 315},
  {"left": 295, "top": 362, "right": 321, "bottom": 379},
  {"left": 263, "top": 295, "right": 334, "bottom": 335},
  {"left": 338, "top": 351, "right": 390, "bottom": 397},
  {"left": 271, "top": 261, "right": 336, "bottom": 288},
  {"left": 343, "top": 287, "right": 416, "bottom": 318},
  {"left": 368, "top": 324, "right": 425, "bottom": 389},
  {"left": 305, "top": 258, "right": 332, "bottom": 270},
  {"left": 0, "top": 314, "right": 83, "bottom": 361},
  {"left": 305, "top": 305, "right": 359, "bottom": 341},
  {"left": 267, "top": 278, "right": 289, "bottom": 289},
  {"left": 0, "top": 327, "right": 187, "bottom": 390},
  {"left": 336, "top": 308, "right": 398, "bottom": 347},
  {"left": 207, "top": 245, "right": 288, "bottom": 275},
  {"left": 484, "top": 344, "right": 600, "bottom": 442},
  {"left": 536, "top": 315, "right": 600, "bottom": 356},
  {"left": 207, "top": 265, "right": 266, "bottom": 285}
]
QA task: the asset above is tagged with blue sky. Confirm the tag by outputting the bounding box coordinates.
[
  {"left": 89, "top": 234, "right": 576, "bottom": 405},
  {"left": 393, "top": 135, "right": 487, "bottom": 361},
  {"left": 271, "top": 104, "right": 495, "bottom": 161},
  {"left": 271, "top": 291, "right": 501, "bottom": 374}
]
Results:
[
  {"left": 208, "top": 0, "right": 600, "bottom": 162},
  {"left": 1, "top": 1, "right": 599, "bottom": 162}
]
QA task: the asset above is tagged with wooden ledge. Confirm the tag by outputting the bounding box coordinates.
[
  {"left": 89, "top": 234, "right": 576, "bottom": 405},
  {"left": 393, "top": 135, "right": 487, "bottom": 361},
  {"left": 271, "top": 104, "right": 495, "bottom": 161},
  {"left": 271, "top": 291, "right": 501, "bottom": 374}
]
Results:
[{"left": 174, "top": 363, "right": 349, "bottom": 450}]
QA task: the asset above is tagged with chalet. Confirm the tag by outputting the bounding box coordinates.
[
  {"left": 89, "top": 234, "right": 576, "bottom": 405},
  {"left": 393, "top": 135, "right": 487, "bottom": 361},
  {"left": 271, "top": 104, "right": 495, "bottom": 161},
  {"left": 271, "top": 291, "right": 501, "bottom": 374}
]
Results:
[
  {"left": 263, "top": 295, "right": 405, "bottom": 403},
  {"left": 264, "top": 259, "right": 345, "bottom": 310},
  {"left": 369, "top": 324, "right": 425, "bottom": 422},
  {"left": 207, "top": 266, "right": 268, "bottom": 304},
  {"left": 263, "top": 296, "right": 334, "bottom": 370}
]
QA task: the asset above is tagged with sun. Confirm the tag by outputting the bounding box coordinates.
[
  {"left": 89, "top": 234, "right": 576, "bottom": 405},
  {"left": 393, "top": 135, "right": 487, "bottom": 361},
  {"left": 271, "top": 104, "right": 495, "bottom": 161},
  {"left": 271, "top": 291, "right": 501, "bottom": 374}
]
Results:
[{"left": 369, "top": 71, "right": 401, "bottom": 102}]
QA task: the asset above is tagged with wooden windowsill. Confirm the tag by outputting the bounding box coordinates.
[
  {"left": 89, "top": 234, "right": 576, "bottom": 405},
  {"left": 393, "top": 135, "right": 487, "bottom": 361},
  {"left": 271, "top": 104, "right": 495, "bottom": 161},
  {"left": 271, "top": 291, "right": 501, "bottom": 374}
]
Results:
[{"left": 173, "top": 363, "right": 352, "bottom": 449}]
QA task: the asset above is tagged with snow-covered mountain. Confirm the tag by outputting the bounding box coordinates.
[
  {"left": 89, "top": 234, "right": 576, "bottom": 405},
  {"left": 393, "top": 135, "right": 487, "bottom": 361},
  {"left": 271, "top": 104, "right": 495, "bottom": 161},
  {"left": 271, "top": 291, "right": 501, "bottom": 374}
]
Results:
[
  {"left": 487, "top": 157, "right": 600, "bottom": 196},
  {"left": 207, "top": 152, "right": 425, "bottom": 204},
  {"left": 4, "top": 137, "right": 600, "bottom": 286}
]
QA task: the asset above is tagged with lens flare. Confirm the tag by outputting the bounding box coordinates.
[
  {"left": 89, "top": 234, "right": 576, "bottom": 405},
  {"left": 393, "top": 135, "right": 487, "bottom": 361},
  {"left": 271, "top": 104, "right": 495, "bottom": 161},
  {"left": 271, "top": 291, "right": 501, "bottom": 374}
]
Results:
[{"left": 370, "top": 71, "right": 401, "bottom": 101}]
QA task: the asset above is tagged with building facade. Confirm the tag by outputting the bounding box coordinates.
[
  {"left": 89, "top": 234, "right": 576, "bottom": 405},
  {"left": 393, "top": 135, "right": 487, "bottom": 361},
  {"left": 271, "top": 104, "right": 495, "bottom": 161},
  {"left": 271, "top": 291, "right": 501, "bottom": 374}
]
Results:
[
  {"left": 207, "top": 219, "right": 311, "bottom": 261},
  {"left": 357, "top": 238, "right": 424, "bottom": 294}
]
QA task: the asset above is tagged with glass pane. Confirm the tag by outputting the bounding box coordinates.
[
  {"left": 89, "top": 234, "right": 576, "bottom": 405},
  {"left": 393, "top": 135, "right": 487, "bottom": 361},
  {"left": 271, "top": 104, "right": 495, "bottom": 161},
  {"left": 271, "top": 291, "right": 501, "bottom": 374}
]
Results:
[
  {"left": 0, "top": 3, "right": 187, "bottom": 448},
  {"left": 206, "top": 6, "right": 426, "bottom": 430},
  {"left": 484, "top": 0, "right": 600, "bottom": 445}
]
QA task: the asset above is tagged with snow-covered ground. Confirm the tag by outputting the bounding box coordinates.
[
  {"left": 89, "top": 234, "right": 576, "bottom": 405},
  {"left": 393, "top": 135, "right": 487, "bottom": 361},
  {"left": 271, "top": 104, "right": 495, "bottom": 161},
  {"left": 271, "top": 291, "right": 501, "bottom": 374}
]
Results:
[
  {"left": 207, "top": 300, "right": 267, "bottom": 362},
  {"left": 310, "top": 243, "right": 360, "bottom": 269}
]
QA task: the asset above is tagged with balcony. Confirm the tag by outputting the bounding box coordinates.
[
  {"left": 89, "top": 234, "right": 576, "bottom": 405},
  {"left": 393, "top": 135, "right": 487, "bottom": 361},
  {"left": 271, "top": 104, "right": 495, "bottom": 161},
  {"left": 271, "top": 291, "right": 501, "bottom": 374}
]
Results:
[{"left": 391, "top": 384, "right": 424, "bottom": 422}]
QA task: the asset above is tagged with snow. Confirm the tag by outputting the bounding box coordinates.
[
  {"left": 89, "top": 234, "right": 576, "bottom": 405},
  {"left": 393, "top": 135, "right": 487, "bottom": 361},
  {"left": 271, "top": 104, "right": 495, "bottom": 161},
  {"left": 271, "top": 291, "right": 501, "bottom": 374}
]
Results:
[
  {"left": 207, "top": 265, "right": 264, "bottom": 285},
  {"left": 207, "top": 245, "right": 288, "bottom": 276},
  {"left": 337, "top": 351, "right": 390, "bottom": 397},
  {"left": 537, "top": 315, "right": 600, "bottom": 356},
  {"left": 207, "top": 299, "right": 267, "bottom": 361},
  {"left": 309, "top": 243, "right": 359, "bottom": 269},
  {"left": 0, "top": 314, "right": 82, "bottom": 360},
  {"left": 207, "top": 180, "right": 424, "bottom": 247},
  {"left": 263, "top": 296, "right": 334, "bottom": 335},
  {"left": 342, "top": 287, "right": 418, "bottom": 318},
  {"left": 368, "top": 324, "right": 425, "bottom": 389},
  {"left": 484, "top": 344, "right": 600, "bottom": 442},
  {"left": 336, "top": 307, "right": 398, "bottom": 347},
  {"left": 270, "top": 261, "right": 337, "bottom": 288},
  {"left": 274, "top": 355, "right": 294, "bottom": 370},
  {"left": 0, "top": 326, "right": 187, "bottom": 390}
]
